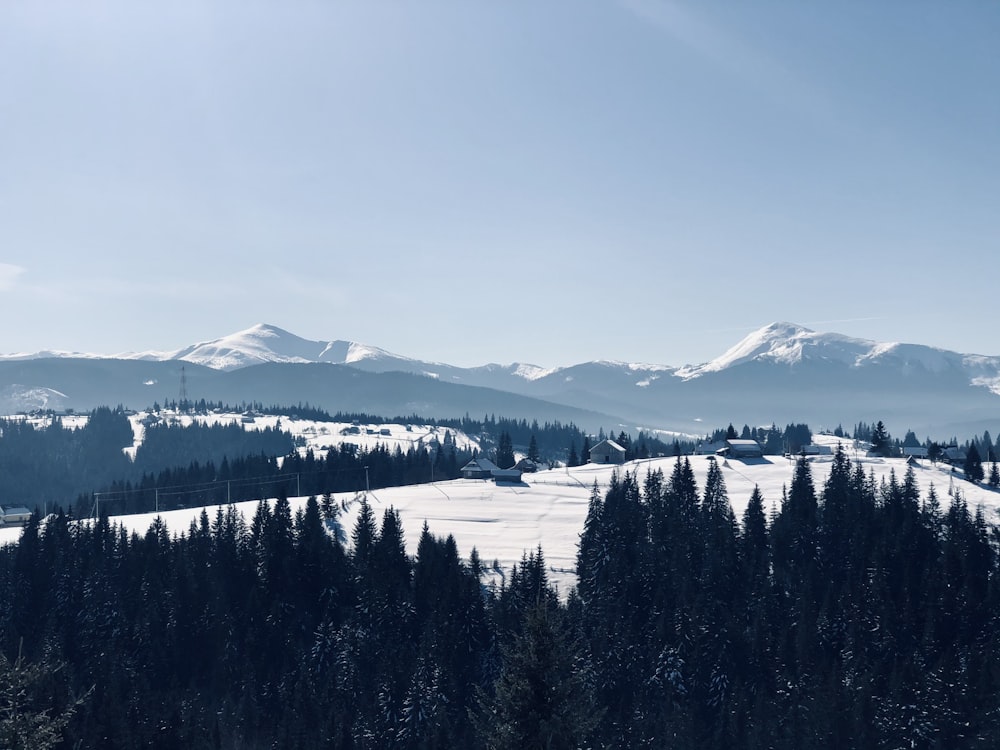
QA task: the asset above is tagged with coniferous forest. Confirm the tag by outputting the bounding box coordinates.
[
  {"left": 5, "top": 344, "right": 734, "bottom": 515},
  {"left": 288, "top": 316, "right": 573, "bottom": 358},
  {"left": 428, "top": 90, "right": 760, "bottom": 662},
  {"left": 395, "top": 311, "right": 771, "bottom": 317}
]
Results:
[{"left": 2, "top": 446, "right": 1000, "bottom": 748}]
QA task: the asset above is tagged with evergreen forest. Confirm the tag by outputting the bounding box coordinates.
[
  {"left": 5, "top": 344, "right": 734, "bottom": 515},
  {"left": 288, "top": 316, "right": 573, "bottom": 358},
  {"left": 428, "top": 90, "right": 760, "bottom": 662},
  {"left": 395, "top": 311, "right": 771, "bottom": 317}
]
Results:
[{"left": 2, "top": 446, "right": 1000, "bottom": 748}]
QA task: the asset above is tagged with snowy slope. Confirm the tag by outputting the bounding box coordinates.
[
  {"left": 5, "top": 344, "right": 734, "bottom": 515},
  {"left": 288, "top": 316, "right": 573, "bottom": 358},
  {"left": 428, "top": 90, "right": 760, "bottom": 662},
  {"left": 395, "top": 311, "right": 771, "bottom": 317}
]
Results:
[{"left": 4, "top": 434, "right": 999, "bottom": 596}]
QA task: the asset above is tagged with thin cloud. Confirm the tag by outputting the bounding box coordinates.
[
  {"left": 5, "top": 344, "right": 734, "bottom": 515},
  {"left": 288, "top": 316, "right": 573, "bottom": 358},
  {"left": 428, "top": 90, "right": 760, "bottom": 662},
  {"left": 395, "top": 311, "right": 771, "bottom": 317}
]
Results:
[
  {"left": 620, "top": 0, "right": 845, "bottom": 133},
  {"left": 0, "top": 264, "right": 26, "bottom": 291}
]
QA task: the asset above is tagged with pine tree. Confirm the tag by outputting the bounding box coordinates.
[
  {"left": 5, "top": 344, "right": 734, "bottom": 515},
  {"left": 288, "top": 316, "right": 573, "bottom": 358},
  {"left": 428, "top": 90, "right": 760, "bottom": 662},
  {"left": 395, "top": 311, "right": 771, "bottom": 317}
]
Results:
[
  {"left": 0, "top": 648, "right": 87, "bottom": 750},
  {"left": 740, "top": 484, "right": 769, "bottom": 587},
  {"left": 496, "top": 431, "right": 515, "bottom": 470},
  {"left": 963, "top": 443, "right": 985, "bottom": 483},
  {"left": 871, "top": 420, "right": 891, "bottom": 456},
  {"left": 472, "top": 603, "right": 600, "bottom": 750},
  {"left": 527, "top": 434, "right": 539, "bottom": 464}
]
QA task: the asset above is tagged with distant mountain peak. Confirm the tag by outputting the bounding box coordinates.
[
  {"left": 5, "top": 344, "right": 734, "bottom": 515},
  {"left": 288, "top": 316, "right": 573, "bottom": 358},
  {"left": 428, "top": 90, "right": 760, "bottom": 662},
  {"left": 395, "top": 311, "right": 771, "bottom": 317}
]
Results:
[
  {"left": 163, "top": 323, "right": 408, "bottom": 371},
  {"left": 675, "top": 321, "right": 874, "bottom": 378}
]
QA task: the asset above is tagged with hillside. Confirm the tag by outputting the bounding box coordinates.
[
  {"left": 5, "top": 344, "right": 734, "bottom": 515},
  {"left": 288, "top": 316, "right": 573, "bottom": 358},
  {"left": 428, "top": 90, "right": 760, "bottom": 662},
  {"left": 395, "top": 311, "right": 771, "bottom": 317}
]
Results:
[{"left": 6, "top": 433, "right": 998, "bottom": 595}]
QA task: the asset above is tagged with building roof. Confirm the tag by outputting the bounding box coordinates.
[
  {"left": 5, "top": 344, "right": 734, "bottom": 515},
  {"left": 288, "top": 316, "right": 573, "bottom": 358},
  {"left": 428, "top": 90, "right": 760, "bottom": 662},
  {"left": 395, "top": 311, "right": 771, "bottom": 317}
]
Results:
[
  {"left": 461, "top": 457, "right": 500, "bottom": 472},
  {"left": 1, "top": 507, "right": 31, "bottom": 516},
  {"left": 590, "top": 439, "right": 625, "bottom": 453},
  {"left": 726, "top": 439, "right": 761, "bottom": 448}
]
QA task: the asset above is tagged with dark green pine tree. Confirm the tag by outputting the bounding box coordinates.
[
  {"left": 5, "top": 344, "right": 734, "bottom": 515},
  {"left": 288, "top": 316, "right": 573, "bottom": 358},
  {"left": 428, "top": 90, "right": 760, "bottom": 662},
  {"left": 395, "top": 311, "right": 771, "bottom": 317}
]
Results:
[
  {"left": 527, "top": 435, "right": 539, "bottom": 464},
  {"left": 567, "top": 442, "right": 579, "bottom": 468},
  {"left": 700, "top": 458, "right": 739, "bottom": 596},
  {"left": 989, "top": 461, "right": 1000, "bottom": 488},
  {"left": 0, "top": 650, "right": 85, "bottom": 750},
  {"left": 740, "top": 484, "right": 769, "bottom": 589},
  {"left": 871, "top": 420, "right": 891, "bottom": 456},
  {"left": 771, "top": 457, "right": 819, "bottom": 595},
  {"left": 496, "top": 431, "right": 515, "bottom": 470},
  {"left": 964, "top": 443, "right": 985, "bottom": 483},
  {"left": 472, "top": 602, "right": 601, "bottom": 750}
]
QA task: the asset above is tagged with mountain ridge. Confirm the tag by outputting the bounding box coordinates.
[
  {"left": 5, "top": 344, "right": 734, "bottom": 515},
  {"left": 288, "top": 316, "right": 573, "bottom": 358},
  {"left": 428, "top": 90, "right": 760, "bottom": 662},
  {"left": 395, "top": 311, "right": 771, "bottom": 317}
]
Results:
[
  {"left": 2, "top": 322, "right": 1000, "bottom": 438},
  {"left": 5, "top": 321, "right": 998, "bottom": 382}
]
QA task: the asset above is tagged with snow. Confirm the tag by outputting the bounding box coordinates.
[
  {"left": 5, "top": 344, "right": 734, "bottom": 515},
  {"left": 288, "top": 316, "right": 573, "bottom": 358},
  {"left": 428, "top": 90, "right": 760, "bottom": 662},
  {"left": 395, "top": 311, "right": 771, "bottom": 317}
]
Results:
[
  {"left": 675, "top": 322, "right": 874, "bottom": 379},
  {"left": 4, "top": 426, "right": 999, "bottom": 598},
  {"left": 512, "top": 363, "right": 556, "bottom": 381}
]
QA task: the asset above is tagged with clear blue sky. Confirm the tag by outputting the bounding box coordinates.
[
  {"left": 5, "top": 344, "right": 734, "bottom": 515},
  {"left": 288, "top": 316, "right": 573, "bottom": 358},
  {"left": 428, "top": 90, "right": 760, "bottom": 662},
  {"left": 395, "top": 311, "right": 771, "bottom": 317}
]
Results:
[{"left": 2, "top": 1, "right": 997, "bottom": 367}]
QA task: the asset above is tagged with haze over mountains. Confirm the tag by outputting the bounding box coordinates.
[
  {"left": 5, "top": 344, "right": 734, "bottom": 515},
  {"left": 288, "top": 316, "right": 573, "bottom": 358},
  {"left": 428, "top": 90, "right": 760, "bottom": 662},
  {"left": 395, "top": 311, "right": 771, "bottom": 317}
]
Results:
[{"left": 2, "top": 322, "right": 1000, "bottom": 440}]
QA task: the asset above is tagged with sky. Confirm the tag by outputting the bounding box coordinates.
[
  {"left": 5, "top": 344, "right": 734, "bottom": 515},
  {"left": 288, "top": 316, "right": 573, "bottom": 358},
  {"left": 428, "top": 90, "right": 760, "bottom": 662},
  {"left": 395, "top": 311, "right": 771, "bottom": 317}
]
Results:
[{"left": 2, "top": 1, "right": 998, "bottom": 368}]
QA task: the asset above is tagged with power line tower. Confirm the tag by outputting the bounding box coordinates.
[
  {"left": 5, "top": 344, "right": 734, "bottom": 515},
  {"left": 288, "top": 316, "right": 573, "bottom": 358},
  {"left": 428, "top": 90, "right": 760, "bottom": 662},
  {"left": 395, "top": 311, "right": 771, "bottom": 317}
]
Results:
[{"left": 179, "top": 366, "right": 189, "bottom": 412}]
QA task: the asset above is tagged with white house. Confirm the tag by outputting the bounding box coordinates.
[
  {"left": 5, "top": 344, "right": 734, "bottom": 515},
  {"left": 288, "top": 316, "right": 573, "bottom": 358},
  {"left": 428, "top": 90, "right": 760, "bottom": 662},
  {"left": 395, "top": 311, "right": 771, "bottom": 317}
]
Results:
[
  {"left": 720, "top": 439, "right": 763, "bottom": 459},
  {"left": 0, "top": 506, "right": 32, "bottom": 526},
  {"left": 589, "top": 439, "right": 626, "bottom": 465},
  {"left": 460, "top": 457, "right": 500, "bottom": 479}
]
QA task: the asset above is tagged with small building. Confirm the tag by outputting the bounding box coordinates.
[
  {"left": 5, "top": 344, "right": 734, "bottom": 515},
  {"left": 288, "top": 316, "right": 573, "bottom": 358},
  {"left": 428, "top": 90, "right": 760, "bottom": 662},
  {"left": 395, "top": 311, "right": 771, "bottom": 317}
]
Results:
[
  {"left": 379, "top": 428, "right": 391, "bottom": 436},
  {"left": 514, "top": 458, "right": 539, "bottom": 473},
  {"left": 721, "top": 439, "right": 763, "bottom": 459},
  {"left": 492, "top": 468, "right": 523, "bottom": 484},
  {"left": 460, "top": 457, "right": 500, "bottom": 479},
  {"left": 903, "top": 446, "right": 929, "bottom": 459},
  {"left": 0, "top": 506, "right": 32, "bottom": 526},
  {"left": 942, "top": 447, "right": 967, "bottom": 465},
  {"left": 696, "top": 441, "right": 727, "bottom": 455},
  {"left": 589, "top": 439, "right": 626, "bottom": 465}
]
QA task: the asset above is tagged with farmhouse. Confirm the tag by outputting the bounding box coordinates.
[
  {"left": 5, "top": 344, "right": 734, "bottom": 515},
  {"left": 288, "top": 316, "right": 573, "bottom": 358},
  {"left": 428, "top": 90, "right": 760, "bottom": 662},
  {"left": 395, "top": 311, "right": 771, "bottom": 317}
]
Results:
[
  {"left": 942, "top": 447, "right": 967, "bottom": 465},
  {"left": 0, "top": 506, "right": 32, "bottom": 526},
  {"left": 460, "top": 457, "right": 500, "bottom": 479},
  {"left": 514, "top": 458, "right": 539, "bottom": 473},
  {"left": 720, "top": 439, "right": 763, "bottom": 459},
  {"left": 589, "top": 439, "right": 626, "bottom": 465},
  {"left": 491, "top": 469, "right": 523, "bottom": 484},
  {"left": 696, "top": 441, "right": 727, "bottom": 455}
]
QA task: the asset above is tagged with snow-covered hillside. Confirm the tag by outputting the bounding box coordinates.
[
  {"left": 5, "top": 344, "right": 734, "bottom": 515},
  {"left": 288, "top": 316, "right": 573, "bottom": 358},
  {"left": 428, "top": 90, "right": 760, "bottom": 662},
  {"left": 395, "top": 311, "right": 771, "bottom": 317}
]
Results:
[{"left": 4, "top": 431, "right": 999, "bottom": 596}]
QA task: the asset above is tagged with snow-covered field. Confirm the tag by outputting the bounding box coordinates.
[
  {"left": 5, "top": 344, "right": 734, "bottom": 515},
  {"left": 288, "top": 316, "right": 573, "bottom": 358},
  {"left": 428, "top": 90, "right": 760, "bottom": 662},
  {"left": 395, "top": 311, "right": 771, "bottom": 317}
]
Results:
[
  {"left": 3, "top": 429, "right": 999, "bottom": 596},
  {"left": 9, "top": 410, "right": 483, "bottom": 461}
]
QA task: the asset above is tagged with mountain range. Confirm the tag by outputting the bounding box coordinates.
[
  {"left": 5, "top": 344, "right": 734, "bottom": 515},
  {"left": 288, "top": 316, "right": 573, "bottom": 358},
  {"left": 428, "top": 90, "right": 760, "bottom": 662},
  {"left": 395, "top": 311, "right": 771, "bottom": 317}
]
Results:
[{"left": 3, "top": 322, "right": 1000, "bottom": 439}]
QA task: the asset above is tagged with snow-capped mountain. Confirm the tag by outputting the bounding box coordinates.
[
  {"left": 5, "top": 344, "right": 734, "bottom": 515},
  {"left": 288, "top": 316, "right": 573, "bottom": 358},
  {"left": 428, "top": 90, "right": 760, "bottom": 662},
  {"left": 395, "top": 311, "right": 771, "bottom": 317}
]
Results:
[
  {"left": 676, "top": 322, "right": 1000, "bottom": 385},
  {"left": 2, "top": 322, "right": 1000, "bottom": 439},
  {"left": 138, "top": 323, "right": 413, "bottom": 372}
]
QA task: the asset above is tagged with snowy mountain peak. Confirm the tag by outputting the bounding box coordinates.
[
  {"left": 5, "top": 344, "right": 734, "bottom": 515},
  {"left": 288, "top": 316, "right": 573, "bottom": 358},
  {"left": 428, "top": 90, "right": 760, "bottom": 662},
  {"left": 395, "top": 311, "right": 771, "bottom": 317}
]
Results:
[
  {"left": 675, "top": 321, "right": 874, "bottom": 379},
  {"left": 164, "top": 324, "right": 407, "bottom": 371}
]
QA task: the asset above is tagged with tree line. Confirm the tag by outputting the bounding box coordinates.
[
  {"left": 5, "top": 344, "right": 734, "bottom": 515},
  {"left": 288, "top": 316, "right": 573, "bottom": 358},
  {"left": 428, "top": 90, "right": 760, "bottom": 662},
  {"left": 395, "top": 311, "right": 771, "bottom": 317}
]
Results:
[{"left": 3, "top": 445, "right": 1000, "bottom": 748}]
